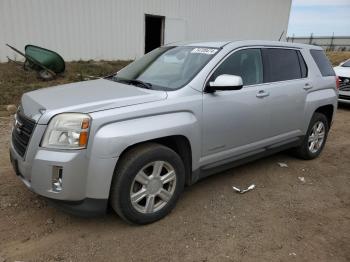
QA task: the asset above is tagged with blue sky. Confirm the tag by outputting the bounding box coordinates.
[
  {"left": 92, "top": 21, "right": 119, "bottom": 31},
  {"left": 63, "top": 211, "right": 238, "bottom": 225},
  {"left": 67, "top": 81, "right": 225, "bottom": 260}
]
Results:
[{"left": 287, "top": 0, "right": 350, "bottom": 37}]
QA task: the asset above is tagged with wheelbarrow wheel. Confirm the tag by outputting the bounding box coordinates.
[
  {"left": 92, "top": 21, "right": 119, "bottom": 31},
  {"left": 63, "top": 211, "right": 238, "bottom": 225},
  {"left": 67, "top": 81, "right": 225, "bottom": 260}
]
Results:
[
  {"left": 23, "top": 60, "right": 31, "bottom": 71},
  {"left": 38, "top": 70, "right": 54, "bottom": 80}
]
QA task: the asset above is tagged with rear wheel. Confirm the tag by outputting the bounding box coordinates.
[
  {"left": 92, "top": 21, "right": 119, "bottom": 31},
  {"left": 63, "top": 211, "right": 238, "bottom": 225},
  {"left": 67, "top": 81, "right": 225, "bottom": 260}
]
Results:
[
  {"left": 110, "top": 143, "right": 185, "bottom": 224},
  {"left": 294, "top": 113, "right": 329, "bottom": 160}
]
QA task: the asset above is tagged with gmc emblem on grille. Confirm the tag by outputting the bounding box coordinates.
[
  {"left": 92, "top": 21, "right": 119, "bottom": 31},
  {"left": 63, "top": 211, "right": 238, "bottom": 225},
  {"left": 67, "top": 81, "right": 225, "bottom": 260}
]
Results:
[{"left": 15, "top": 117, "right": 23, "bottom": 134}]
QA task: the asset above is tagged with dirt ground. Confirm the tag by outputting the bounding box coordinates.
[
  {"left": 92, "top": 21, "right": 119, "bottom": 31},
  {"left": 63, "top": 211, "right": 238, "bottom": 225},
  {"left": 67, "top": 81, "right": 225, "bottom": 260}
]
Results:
[
  {"left": 0, "top": 60, "right": 130, "bottom": 105},
  {"left": 0, "top": 105, "right": 349, "bottom": 262}
]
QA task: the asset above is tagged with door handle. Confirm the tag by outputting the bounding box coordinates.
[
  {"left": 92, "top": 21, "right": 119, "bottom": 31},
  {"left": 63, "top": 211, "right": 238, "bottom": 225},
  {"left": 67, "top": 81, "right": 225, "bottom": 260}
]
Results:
[
  {"left": 303, "top": 83, "right": 313, "bottom": 90},
  {"left": 256, "top": 90, "right": 270, "bottom": 98}
]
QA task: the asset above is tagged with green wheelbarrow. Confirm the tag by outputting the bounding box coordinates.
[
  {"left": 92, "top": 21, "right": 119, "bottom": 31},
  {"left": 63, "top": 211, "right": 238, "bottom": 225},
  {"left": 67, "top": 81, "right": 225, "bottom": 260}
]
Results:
[{"left": 6, "top": 44, "right": 65, "bottom": 80}]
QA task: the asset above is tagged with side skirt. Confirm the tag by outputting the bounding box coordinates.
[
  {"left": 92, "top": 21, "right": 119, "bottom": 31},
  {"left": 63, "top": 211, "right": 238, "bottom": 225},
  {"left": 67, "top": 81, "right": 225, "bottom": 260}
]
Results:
[{"left": 190, "top": 137, "right": 303, "bottom": 184}]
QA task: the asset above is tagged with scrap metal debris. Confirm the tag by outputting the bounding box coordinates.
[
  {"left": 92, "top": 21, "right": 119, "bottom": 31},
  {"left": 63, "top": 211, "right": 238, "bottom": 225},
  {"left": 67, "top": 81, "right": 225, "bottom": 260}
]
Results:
[
  {"left": 298, "top": 177, "right": 305, "bottom": 183},
  {"left": 76, "top": 73, "right": 101, "bottom": 81},
  {"left": 278, "top": 162, "right": 288, "bottom": 168},
  {"left": 232, "top": 184, "right": 256, "bottom": 194},
  {"left": 6, "top": 104, "right": 17, "bottom": 114}
]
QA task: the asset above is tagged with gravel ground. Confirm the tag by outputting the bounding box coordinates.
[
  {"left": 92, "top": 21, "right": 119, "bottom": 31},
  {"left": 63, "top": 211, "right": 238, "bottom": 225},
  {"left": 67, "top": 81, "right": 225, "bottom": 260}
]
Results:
[{"left": 0, "top": 106, "right": 349, "bottom": 262}]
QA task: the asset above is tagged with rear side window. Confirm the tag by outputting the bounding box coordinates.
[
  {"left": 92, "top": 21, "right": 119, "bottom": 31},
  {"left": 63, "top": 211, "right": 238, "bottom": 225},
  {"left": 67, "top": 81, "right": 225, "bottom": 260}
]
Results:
[
  {"left": 262, "top": 48, "right": 303, "bottom": 82},
  {"left": 310, "top": 49, "right": 335, "bottom": 76}
]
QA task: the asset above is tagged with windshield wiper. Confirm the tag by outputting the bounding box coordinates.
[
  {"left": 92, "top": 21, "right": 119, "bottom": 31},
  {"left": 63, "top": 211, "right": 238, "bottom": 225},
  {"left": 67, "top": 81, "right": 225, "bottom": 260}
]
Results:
[
  {"left": 113, "top": 76, "right": 152, "bottom": 89},
  {"left": 127, "top": 79, "right": 152, "bottom": 89}
]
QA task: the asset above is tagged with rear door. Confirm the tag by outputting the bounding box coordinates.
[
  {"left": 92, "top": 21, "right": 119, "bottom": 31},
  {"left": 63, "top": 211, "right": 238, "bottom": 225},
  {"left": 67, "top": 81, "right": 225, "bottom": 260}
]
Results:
[{"left": 260, "top": 48, "right": 309, "bottom": 142}]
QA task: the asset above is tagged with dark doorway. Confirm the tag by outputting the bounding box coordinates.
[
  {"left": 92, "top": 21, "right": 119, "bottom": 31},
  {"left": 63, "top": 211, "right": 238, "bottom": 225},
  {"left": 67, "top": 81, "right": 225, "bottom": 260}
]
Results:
[{"left": 145, "top": 14, "right": 164, "bottom": 54}]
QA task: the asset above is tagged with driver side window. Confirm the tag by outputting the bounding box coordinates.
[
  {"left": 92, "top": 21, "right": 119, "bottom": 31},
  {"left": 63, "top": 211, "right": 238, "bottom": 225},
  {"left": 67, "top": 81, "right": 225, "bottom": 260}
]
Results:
[{"left": 210, "top": 48, "right": 263, "bottom": 86}]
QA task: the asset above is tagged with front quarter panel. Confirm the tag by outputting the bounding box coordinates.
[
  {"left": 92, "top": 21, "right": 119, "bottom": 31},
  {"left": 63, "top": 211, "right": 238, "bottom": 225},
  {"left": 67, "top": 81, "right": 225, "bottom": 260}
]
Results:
[
  {"left": 85, "top": 112, "right": 200, "bottom": 199},
  {"left": 91, "top": 112, "right": 200, "bottom": 160}
]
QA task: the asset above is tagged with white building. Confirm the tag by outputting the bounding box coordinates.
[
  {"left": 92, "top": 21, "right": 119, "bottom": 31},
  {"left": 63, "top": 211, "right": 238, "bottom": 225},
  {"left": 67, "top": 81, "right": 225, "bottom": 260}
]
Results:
[{"left": 0, "top": 0, "right": 292, "bottom": 62}]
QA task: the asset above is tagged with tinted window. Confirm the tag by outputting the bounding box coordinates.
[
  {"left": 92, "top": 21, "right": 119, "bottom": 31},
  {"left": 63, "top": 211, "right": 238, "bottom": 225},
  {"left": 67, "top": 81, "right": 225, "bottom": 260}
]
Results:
[
  {"left": 310, "top": 49, "right": 335, "bottom": 76},
  {"left": 262, "top": 48, "right": 302, "bottom": 82},
  {"left": 210, "top": 49, "right": 263, "bottom": 86}
]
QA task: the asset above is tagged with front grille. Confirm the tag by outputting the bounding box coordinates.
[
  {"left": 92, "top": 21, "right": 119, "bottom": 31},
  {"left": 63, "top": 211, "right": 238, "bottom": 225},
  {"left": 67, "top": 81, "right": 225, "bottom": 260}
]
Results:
[
  {"left": 339, "top": 77, "right": 350, "bottom": 90},
  {"left": 12, "top": 110, "right": 36, "bottom": 157}
]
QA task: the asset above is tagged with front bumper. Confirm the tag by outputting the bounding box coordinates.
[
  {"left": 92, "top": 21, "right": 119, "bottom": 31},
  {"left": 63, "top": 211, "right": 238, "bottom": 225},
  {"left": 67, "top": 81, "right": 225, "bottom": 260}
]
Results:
[
  {"left": 338, "top": 98, "right": 350, "bottom": 104},
  {"left": 338, "top": 91, "right": 350, "bottom": 104},
  {"left": 48, "top": 198, "right": 108, "bottom": 217},
  {"left": 9, "top": 138, "right": 116, "bottom": 216},
  {"left": 338, "top": 90, "right": 350, "bottom": 104},
  {"left": 9, "top": 142, "right": 90, "bottom": 200}
]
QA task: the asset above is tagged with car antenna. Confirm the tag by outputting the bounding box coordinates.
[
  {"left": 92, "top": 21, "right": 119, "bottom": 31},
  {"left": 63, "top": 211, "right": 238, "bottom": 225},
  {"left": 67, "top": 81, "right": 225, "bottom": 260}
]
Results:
[{"left": 278, "top": 30, "right": 285, "bottom": 41}]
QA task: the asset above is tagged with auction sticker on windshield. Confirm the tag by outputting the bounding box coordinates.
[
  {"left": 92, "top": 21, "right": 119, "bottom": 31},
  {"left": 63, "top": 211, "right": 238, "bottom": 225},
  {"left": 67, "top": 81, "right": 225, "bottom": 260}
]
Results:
[{"left": 191, "top": 48, "right": 218, "bottom": 55}]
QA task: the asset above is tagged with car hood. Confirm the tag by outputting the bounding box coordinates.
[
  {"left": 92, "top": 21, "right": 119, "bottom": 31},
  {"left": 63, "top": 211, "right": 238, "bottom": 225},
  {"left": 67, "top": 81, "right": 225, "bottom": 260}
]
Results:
[
  {"left": 21, "top": 78, "right": 167, "bottom": 124},
  {"left": 334, "top": 66, "right": 350, "bottom": 78}
]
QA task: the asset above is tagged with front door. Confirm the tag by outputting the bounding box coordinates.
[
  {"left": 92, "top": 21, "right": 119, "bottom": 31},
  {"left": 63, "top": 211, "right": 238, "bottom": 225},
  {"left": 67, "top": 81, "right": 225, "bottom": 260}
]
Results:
[{"left": 202, "top": 48, "right": 271, "bottom": 165}]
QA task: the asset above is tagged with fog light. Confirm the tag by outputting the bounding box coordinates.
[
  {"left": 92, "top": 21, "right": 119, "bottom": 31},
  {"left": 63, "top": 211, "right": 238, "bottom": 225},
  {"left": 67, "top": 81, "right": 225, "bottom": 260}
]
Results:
[{"left": 52, "top": 166, "right": 63, "bottom": 192}]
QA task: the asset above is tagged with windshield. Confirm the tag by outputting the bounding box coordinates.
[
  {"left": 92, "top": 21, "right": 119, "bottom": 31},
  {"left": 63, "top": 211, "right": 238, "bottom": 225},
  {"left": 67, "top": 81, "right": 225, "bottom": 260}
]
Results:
[
  {"left": 341, "top": 60, "right": 350, "bottom": 67},
  {"left": 112, "top": 46, "right": 219, "bottom": 90}
]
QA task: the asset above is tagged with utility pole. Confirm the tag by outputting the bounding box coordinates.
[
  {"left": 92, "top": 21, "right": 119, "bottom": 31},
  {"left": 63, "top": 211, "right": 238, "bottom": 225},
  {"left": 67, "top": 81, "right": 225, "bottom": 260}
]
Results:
[
  {"left": 330, "top": 32, "right": 334, "bottom": 51},
  {"left": 309, "top": 33, "right": 313, "bottom": 45}
]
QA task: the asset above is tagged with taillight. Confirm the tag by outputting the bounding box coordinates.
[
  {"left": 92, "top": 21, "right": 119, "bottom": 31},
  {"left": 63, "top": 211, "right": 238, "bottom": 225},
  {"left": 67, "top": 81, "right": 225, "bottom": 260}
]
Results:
[{"left": 335, "top": 76, "right": 340, "bottom": 89}]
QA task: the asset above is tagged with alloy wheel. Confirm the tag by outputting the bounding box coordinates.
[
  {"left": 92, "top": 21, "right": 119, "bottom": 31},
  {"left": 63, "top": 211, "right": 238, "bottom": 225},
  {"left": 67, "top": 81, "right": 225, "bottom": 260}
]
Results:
[
  {"left": 308, "top": 121, "right": 326, "bottom": 154},
  {"left": 130, "top": 161, "right": 177, "bottom": 214}
]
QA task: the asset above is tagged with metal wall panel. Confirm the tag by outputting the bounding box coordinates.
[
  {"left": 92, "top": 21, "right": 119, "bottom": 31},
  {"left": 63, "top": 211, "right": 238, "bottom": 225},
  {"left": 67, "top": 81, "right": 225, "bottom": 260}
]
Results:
[{"left": 0, "top": 0, "right": 292, "bottom": 62}]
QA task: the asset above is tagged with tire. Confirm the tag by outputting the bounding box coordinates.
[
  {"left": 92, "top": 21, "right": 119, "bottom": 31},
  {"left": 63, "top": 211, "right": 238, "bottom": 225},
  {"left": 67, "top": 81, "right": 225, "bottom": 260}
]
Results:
[
  {"left": 294, "top": 112, "right": 329, "bottom": 160},
  {"left": 110, "top": 143, "right": 185, "bottom": 225}
]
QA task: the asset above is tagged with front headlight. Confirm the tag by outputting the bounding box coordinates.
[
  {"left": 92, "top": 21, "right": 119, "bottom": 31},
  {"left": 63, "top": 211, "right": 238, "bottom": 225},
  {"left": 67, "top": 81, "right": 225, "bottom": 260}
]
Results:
[{"left": 41, "top": 113, "right": 91, "bottom": 149}]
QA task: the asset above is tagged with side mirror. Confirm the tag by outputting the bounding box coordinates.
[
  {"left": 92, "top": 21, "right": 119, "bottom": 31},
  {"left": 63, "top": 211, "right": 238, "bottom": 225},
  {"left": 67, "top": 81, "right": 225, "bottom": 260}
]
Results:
[{"left": 206, "top": 74, "right": 243, "bottom": 93}]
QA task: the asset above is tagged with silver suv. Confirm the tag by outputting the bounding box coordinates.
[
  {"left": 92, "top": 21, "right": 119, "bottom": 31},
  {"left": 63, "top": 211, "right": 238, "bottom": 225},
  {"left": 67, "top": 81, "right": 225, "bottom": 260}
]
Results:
[{"left": 9, "top": 41, "right": 338, "bottom": 224}]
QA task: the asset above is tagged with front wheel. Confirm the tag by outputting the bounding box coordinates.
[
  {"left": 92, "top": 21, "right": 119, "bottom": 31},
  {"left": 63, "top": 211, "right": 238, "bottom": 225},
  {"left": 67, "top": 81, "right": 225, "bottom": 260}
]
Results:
[
  {"left": 110, "top": 143, "right": 185, "bottom": 224},
  {"left": 294, "top": 112, "right": 329, "bottom": 160}
]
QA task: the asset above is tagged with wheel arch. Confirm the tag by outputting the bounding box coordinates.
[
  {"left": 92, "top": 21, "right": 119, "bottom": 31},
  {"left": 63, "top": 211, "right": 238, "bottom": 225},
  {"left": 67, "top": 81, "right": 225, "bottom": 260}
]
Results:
[
  {"left": 314, "top": 104, "right": 334, "bottom": 128},
  {"left": 115, "top": 135, "right": 194, "bottom": 186},
  {"left": 304, "top": 88, "right": 337, "bottom": 132}
]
